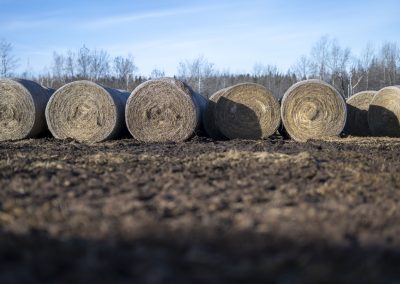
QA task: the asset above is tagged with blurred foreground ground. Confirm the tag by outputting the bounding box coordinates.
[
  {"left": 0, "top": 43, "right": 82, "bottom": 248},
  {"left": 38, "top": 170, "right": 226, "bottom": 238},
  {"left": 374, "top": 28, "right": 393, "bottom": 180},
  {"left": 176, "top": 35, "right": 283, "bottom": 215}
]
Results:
[{"left": 1, "top": 137, "right": 400, "bottom": 283}]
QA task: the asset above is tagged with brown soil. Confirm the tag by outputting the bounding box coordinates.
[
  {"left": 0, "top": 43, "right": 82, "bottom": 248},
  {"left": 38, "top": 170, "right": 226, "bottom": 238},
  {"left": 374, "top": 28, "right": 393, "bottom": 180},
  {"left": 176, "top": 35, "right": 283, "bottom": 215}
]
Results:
[{"left": 1, "top": 136, "right": 400, "bottom": 283}]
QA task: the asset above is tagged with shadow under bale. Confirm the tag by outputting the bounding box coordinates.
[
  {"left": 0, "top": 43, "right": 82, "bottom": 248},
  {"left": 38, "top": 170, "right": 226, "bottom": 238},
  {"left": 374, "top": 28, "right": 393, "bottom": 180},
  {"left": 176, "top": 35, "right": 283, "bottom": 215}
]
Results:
[
  {"left": 345, "top": 105, "right": 369, "bottom": 136},
  {"left": 368, "top": 86, "right": 400, "bottom": 137},
  {"left": 368, "top": 105, "right": 400, "bottom": 137},
  {"left": 216, "top": 96, "right": 263, "bottom": 139},
  {"left": 214, "top": 83, "right": 281, "bottom": 140},
  {"left": 202, "top": 88, "right": 228, "bottom": 140},
  {"left": 344, "top": 91, "right": 376, "bottom": 136}
]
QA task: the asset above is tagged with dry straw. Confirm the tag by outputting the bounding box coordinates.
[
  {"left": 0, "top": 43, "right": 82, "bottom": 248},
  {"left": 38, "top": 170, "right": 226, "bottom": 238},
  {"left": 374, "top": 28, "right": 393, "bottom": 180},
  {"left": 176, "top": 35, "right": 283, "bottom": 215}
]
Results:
[
  {"left": 202, "top": 88, "right": 228, "bottom": 140},
  {"left": 125, "top": 77, "right": 206, "bottom": 142},
  {"left": 368, "top": 86, "right": 400, "bottom": 137},
  {"left": 214, "top": 83, "right": 281, "bottom": 139},
  {"left": 0, "top": 78, "right": 52, "bottom": 141},
  {"left": 344, "top": 91, "right": 376, "bottom": 136},
  {"left": 281, "top": 79, "right": 347, "bottom": 142},
  {"left": 45, "top": 80, "right": 129, "bottom": 142}
]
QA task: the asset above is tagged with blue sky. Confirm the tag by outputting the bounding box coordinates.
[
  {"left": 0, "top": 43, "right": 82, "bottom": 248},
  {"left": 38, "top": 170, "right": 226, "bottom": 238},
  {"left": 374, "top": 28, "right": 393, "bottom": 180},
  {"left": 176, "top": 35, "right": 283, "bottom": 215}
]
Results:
[{"left": 0, "top": 0, "right": 399, "bottom": 76}]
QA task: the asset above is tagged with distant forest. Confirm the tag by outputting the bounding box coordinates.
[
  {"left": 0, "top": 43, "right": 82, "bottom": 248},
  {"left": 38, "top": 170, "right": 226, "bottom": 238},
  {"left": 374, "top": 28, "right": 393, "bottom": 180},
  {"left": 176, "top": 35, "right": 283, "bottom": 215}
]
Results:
[{"left": 1, "top": 35, "right": 400, "bottom": 99}]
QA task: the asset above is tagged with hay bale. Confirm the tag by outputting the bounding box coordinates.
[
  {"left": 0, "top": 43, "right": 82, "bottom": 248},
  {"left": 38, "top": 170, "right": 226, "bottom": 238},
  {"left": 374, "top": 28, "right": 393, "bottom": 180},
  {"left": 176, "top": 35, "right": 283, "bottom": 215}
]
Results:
[
  {"left": 202, "top": 88, "right": 228, "bottom": 140},
  {"left": 214, "top": 83, "right": 281, "bottom": 139},
  {"left": 281, "top": 79, "right": 347, "bottom": 142},
  {"left": 0, "top": 78, "right": 52, "bottom": 141},
  {"left": 125, "top": 77, "right": 206, "bottom": 142},
  {"left": 45, "top": 80, "right": 129, "bottom": 142},
  {"left": 344, "top": 91, "right": 376, "bottom": 136},
  {"left": 368, "top": 86, "right": 400, "bottom": 137}
]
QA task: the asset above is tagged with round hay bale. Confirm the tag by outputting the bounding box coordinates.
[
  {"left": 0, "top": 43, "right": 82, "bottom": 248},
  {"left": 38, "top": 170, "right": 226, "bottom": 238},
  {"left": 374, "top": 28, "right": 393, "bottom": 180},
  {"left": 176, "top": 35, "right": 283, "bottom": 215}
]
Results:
[
  {"left": 368, "top": 86, "right": 400, "bottom": 137},
  {"left": 125, "top": 77, "right": 206, "bottom": 143},
  {"left": 0, "top": 78, "right": 51, "bottom": 141},
  {"left": 281, "top": 79, "right": 347, "bottom": 142},
  {"left": 214, "top": 83, "right": 281, "bottom": 140},
  {"left": 202, "top": 88, "right": 228, "bottom": 140},
  {"left": 45, "top": 80, "right": 129, "bottom": 142},
  {"left": 344, "top": 91, "right": 376, "bottom": 136}
]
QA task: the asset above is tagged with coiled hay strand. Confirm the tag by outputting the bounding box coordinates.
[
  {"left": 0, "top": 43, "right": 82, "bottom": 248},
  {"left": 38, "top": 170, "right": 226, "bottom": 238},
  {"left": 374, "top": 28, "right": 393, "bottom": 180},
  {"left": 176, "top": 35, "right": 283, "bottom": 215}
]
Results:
[
  {"left": 215, "top": 83, "right": 281, "bottom": 140},
  {"left": 202, "top": 88, "right": 229, "bottom": 140},
  {"left": 125, "top": 78, "right": 206, "bottom": 142},
  {"left": 45, "top": 80, "right": 129, "bottom": 142},
  {"left": 344, "top": 91, "right": 376, "bottom": 136},
  {"left": 368, "top": 86, "right": 400, "bottom": 137},
  {"left": 0, "top": 78, "right": 51, "bottom": 141},
  {"left": 281, "top": 79, "right": 347, "bottom": 142}
]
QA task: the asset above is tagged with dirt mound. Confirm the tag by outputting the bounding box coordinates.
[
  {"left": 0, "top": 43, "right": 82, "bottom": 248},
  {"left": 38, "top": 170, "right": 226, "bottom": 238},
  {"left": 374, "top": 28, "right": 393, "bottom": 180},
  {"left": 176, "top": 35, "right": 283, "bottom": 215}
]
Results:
[{"left": 1, "top": 137, "right": 400, "bottom": 283}]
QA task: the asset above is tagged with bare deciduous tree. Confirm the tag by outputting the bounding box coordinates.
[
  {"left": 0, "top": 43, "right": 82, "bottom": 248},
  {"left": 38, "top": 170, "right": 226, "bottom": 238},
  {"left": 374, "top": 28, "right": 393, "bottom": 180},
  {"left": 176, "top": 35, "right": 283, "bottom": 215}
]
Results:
[
  {"left": 0, "top": 39, "right": 19, "bottom": 77},
  {"left": 113, "top": 55, "right": 137, "bottom": 90},
  {"left": 327, "top": 39, "right": 351, "bottom": 93},
  {"left": 359, "top": 42, "right": 375, "bottom": 89},
  {"left": 310, "top": 35, "right": 331, "bottom": 81},
  {"left": 177, "top": 55, "right": 214, "bottom": 94},
  {"left": 253, "top": 62, "right": 266, "bottom": 78},
  {"left": 380, "top": 42, "right": 399, "bottom": 86},
  {"left": 327, "top": 40, "right": 350, "bottom": 75},
  {"left": 2, "top": 35, "right": 399, "bottom": 100},
  {"left": 65, "top": 50, "right": 76, "bottom": 78},
  {"left": 52, "top": 52, "right": 65, "bottom": 81},
  {"left": 292, "top": 55, "right": 311, "bottom": 80},
  {"left": 90, "top": 49, "right": 110, "bottom": 80},
  {"left": 150, "top": 68, "right": 165, "bottom": 79},
  {"left": 76, "top": 45, "right": 91, "bottom": 78},
  {"left": 253, "top": 63, "right": 278, "bottom": 78}
]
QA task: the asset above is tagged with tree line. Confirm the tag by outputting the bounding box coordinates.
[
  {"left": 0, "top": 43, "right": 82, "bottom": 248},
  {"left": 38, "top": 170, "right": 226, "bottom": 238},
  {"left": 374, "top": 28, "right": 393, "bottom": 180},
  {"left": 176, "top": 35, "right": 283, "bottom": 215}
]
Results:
[{"left": 1, "top": 36, "right": 400, "bottom": 99}]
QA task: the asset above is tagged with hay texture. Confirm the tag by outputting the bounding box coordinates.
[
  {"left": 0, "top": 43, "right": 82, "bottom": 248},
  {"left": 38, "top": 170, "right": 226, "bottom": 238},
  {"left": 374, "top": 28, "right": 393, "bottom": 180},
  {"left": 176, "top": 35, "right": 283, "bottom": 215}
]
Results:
[
  {"left": 368, "top": 86, "right": 400, "bottom": 137},
  {"left": 281, "top": 79, "right": 347, "bottom": 142},
  {"left": 125, "top": 77, "right": 206, "bottom": 142},
  {"left": 45, "top": 80, "right": 129, "bottom": 142},
  {"left": 202, "top": 88, "right": 228, "bottom": 140},
  {"left": 344, "top": 91, "right": 376, "bottom": 136},
  {"left": 214, "top": 83, "right": 281, "bottom": 139},
  {"left": 0, "top": 78, "right": 52, "bottom": 141}
]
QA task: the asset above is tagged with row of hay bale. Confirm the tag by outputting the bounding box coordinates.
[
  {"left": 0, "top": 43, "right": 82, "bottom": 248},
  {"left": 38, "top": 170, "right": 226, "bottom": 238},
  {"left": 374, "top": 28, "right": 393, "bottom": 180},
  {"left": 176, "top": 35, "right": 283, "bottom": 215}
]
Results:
[
  {"left": 0, "top": 77, "right": 399, "bottom": 142},
  {"left": 205, "top": 80, "right": 400, "bottom": 141},
  {"left": 345, "top": 87, "right": 400, "bottom": 137},
  {"left": 0, "top": 77, "right": 206, "bottom": 143}
]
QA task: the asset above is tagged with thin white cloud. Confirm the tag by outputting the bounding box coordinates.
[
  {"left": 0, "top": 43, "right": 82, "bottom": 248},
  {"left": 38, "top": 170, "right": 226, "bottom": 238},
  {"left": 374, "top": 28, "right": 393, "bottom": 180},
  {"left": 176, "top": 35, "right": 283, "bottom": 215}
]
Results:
[
  {"left": 0, "top": 9, "right": 64, "bottom": 32},
  {"left": 82, "top": 6, "right": 210, "bottom": 30},
  {"left": 0, "top": 18, "right": 53, "bottom": 31}
]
